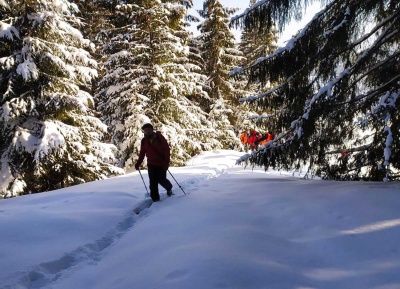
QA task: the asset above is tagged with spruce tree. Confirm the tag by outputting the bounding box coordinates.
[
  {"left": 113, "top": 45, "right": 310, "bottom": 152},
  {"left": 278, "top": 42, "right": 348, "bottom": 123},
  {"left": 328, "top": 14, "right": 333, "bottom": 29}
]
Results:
[
  {"left": 68, "top": 0, "right": 114, "bottom": 45},
  {"left": 0, "top": 0, "right": 122, "bottom": 197},
  {"left": 198, "top": 0, "right": 243, "bottom": 149},
  {"left": 187, "top": 36, "right": 212, "bottom": 112},
  {"left": 97, "top": 0, "right": 221, "bottom": 170},
  {"left": 232, "top": 0, "right": 400, "bottom": 181},
  {"left": 235, "top": 0, "right": 280, "bottom": 135},
  {"left": 239, "top": 0, "right": 279, "bottom": 70}
]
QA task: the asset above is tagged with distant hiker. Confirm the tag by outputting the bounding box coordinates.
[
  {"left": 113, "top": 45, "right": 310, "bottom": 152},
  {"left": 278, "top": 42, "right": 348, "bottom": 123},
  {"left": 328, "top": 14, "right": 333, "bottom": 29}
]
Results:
[
  {"left": 248, "top": 129, "right": 260, "bottom": 151},
  {"left": 256, "top": 131, "right": 268, "bottom": 146},
  {"left": 255, "top": 131, "right": 275, "bottom": 147},
  {"left": 267, "top": 132, "right": 275, "bottom": 142},
  {"left": 339, "top": 146, "right": 350, "bottom": 165},
  {"left": 135, "top": 123, "right": 173, "bottom": 201},
  {"left": 340, "top": 146, "right": 350, "bottom": 158},
  {"left": 240, "top": 130, "right": 250, "bottom": 150}
]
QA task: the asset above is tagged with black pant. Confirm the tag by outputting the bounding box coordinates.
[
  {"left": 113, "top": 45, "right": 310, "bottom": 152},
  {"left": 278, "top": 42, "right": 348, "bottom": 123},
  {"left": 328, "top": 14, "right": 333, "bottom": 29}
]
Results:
[{"left": 147, "top": 165, "right": 173, "bottom": 201}]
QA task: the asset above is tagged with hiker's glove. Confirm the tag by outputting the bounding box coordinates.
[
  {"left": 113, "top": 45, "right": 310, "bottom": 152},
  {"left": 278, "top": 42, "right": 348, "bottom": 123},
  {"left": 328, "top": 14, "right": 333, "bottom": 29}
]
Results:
[
  {"left": 135, "top": 163, "right": 140, "bottom": 170},
  {"left": 162, "top": 162, "right": 169, "bottom": 171}
]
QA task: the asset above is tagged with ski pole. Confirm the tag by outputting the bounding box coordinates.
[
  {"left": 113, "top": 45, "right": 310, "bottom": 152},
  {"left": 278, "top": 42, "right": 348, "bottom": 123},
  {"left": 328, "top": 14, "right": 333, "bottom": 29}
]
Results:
[
  {"left": 138, "top": 169, "right": 149, "bottom": 196},
  {"left": 168, "top": 170, "right": 186, "bottom": 195}
]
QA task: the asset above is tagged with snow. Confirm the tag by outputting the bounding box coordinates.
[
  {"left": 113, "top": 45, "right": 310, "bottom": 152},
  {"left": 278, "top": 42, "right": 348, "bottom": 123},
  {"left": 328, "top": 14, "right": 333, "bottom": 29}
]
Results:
[
  {"left": 16, "top": 58, "right": 39, "bottom": 81},
  {"left": 0, "top": 162, "right": 15, "bottom": 194},
  {"left": 35, "top": 121, "right": 66, "bottom": 160},
  {"left": 0, "top": 0, "right": 10, "bottom": 9},
  {"left": 0, "top": 21, "right": 19, "bottom": 40},
  {"left": 323, "top": 6, "right": 351, "bottom": 38},
  {"left": 1, "top": 150, "right": 400, "bottom": 289}
]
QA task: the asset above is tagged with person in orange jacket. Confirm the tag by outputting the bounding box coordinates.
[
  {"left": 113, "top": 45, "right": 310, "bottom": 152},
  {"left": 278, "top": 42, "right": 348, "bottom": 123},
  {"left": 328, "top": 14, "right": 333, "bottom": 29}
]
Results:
[
  {"left": 256, "top": 131, "right": 275, "bottom": 147},
  {"left": 135, "top": 123, "right": 173, "bottom": 201},
  {"left": 257, "top": 132, "right": 269, "bottom": 146},
  {"left": 240, "top": 130, "right": 250, "bottom": 150}
]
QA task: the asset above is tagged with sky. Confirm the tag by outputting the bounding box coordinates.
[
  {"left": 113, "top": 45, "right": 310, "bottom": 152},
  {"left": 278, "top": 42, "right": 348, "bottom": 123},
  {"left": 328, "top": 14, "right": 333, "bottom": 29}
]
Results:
[
  {"left": 190, "top": 0, "right": 323, "bottom": 46},
  {"left": 1, "top": 150, "right": 400, "bottom": 289}
]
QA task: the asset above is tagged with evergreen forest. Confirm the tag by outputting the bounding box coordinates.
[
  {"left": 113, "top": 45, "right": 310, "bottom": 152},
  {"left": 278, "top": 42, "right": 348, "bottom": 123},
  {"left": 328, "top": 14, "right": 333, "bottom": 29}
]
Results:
[{"left": 1, "top": 0, "right": 399, "bottom": 197}]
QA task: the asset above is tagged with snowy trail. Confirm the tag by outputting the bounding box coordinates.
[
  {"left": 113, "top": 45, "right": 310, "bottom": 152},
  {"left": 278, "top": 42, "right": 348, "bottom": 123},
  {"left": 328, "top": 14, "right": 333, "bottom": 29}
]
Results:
[
  {"left": 0, "top": 155, "right": 232, "bottom": 289},
  {"left": 45, "top": 169, "right": 400, "bottom": 289},
  {"left": 10, "top": 194, "right": 177, "bottom": 289},
  {"left": 1, "top": 150, "right": 400, "bottom": 289}
]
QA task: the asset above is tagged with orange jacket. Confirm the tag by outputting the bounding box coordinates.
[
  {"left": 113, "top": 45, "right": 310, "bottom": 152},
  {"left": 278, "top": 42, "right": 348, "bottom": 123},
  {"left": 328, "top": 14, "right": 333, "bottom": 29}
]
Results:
[
  {"left": 259, "top": 137, "right": 268, "bottom": 146},
  {"left": 240, "top": 132, "right": 249, "bottom": 144},
  {"left": 257, "top": 133, "right": 275, "bottom": 146}
]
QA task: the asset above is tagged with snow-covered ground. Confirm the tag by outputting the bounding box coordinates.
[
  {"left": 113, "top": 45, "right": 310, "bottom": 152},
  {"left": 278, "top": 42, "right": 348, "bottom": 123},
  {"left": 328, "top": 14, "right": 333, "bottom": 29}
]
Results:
[{"left": 1, "top": 150, "right": 400, "bottom": 289}]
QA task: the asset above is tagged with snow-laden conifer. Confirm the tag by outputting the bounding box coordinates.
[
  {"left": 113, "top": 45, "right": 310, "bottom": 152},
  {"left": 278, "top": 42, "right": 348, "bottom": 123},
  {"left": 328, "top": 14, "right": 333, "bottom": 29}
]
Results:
[
  {"left": 97, "top": 0, "right": 221, "bottom": 170},
  {"left": 232, "top": 0, "right": 400, "bottom": 181},
  {"left": 233, "top": 0, "right": 280, "bottom": 135},
  {"left": 197, "top": 0, "right": 243, "bottom": 149},
  {"left": 68, "top": 0, "right": 113, "bottom": 45},
  {"left": 0, "top": 0, "right": 122, "bottom": 197}
]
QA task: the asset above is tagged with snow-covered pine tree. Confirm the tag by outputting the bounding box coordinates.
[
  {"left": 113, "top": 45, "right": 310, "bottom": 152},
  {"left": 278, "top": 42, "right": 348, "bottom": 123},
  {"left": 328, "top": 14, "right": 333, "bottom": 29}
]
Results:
[
  {"left": 97, "top": 0, "right": 221, "bottom": 170},
  {"left": 151, "top": 0, "right": 222, "bottom": 162},
  {"left": 179, "top": 0, "right": 200, "bottom": 25},
  {"left": 0, "top": 0, "right": 122, "bottom": 197},
  {"left": 95, "top": 1, "right": 150, "bottom": 169},
  {"left": 234, "top": 0, "right": 280, "bottom": 135},
  {"left": 187, "top": 36, "right": 212, "bottom": 112},
  {"left": 239, "top": 0, "right": 279, "bottom": 71},
  {"left": 197, "top": 0, "right": 243, "bottom": 149},
  {"left": 68, "top": 0, "right": 113, "bottom": 45},
  {"left": 232, "top": 0, "right": 400, "bottom": 181}
]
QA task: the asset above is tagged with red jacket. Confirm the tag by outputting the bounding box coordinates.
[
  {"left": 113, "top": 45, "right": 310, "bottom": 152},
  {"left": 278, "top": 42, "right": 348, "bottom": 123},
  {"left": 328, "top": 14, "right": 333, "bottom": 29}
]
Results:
[
  {"left": 248, "top": 131, "right": 259, "bottom": 146},
  {"left": 137, "top": 131, "right": 170, "bottom": 169}
]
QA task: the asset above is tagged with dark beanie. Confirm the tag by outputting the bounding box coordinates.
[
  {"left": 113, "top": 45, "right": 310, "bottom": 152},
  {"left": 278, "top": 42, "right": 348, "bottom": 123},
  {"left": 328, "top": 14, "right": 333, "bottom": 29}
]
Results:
[{"left": 142, "top": 123, "right": 153, "bottom": 130}]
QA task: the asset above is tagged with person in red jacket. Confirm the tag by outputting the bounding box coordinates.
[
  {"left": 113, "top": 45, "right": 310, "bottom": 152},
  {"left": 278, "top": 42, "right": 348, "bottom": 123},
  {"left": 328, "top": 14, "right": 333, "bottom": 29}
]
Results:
[
  {"left": 135, "top": 123, "right": 173, "bottom": 201},
  {"left": 248, "top": 129, "right": 260, "bottom": 150}
]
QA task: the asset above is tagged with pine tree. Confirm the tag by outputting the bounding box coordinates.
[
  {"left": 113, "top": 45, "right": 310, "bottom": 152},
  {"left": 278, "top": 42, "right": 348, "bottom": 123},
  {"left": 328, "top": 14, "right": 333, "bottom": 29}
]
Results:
[
  {"left": 179, "top": 0, "right": 200, "bottom": 24},
  {"left": 0, "top": 0, "right": 122, "bottom": 197},
  {"left": 239, "top": 0, "right": 279, "bottom": 70},
  {"left": 197, "top": 0, "right": 243, "bottom": 149},
  {"left": 68, "top": 0, "right": 114, "bottom": 45},
  {"left": 232, "top": 0, "right": 400, "bottom": 181},
  {"left": 97, "top": 0, "right": 221, "bottom": 169},
  {"left": 187, "top": 35, "right": 216, "bottom": 114},
  {"left": 235, "top": 0, "right": 280, "bottom": 135}
]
